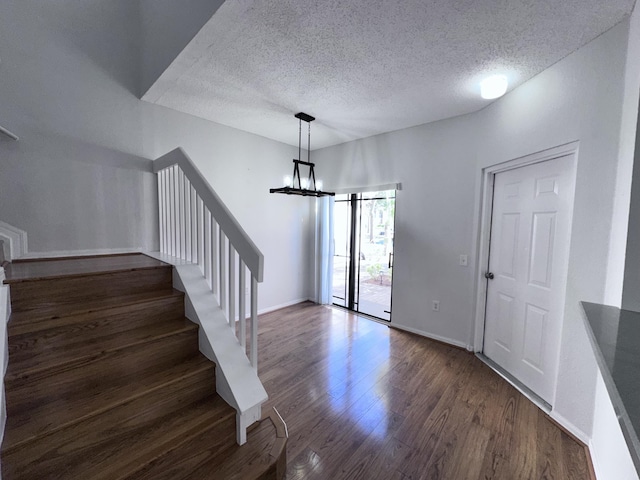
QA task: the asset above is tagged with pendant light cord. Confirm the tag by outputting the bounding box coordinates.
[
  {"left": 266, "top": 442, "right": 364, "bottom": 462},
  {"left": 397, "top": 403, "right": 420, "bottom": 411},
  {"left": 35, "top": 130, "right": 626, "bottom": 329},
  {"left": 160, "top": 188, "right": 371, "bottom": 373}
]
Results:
[
  {"left": 298, "top": 117, "right": 302, "bottom": 162},
  {"left": 308, "top": 121, "right": 311, "bottom": 163}
]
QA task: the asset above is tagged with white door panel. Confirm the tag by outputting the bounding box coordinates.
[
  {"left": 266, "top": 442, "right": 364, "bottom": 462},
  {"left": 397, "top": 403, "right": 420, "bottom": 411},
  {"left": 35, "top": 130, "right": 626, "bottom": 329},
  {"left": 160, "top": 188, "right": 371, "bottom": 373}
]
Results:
[{"left": 484, "top": 155, "right": 573, "bottom": 404}]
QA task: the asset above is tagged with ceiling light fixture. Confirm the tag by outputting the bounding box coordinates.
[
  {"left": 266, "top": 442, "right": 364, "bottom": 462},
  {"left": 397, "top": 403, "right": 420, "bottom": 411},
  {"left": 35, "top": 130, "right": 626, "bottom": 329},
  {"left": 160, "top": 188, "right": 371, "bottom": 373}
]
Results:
[
  {"left": 480, "top": 75, "right": 508, "bottom": 99},
  {"left": 270, "top": 112, "right": 335, "bottom": 198}
]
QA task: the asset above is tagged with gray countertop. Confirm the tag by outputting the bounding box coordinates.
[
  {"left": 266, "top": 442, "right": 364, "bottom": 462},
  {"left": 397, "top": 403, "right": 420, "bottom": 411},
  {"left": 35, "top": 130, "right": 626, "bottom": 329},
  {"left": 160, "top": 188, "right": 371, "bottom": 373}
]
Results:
[{"left": 580, "top": 301, "right": 640, "bottom": 473}]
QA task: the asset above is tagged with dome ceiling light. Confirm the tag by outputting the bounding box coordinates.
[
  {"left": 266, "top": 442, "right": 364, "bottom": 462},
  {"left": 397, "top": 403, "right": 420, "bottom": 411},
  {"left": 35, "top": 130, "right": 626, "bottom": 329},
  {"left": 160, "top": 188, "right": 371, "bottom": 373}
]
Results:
[{"left": 480, "top": 75, "right": 509, "bottom": 100}]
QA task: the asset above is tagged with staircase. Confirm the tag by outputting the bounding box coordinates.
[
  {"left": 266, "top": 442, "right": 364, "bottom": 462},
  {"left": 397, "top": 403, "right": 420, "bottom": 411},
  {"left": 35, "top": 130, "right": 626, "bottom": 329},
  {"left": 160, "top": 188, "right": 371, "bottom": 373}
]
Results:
[{"left": 1, "top": 253, "right": 286, "bottom": 479}]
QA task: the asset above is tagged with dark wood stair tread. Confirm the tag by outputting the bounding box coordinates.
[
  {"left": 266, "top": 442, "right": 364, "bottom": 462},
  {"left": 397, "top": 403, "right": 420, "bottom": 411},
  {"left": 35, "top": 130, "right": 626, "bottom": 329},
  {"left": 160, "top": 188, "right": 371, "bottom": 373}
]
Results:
[
  {"left": 8, "top": 304, "right": 189, "bottom": 375},
  {"left": 3, "top": 354, "right": 215, "bottom": 453},
  {"left": 8, "top": 268, "right": 173, "bottom": 313},
  {"left": 2, "top": 394, "right": 236, "bottom": 480},
  {"left": 131, "top": 409, "right": 287, "bottom": 480},
  {"left": 4, "top": 329, "right": 203, "bottom": 451},
  {"left": 6, "top": 319, "right": 199, "bottom": 382},
  {"left": 4, "top": 253, "right": 169, "bottom": 283},
  {"left": 8, "top": 289, "right": 184, "bottom": 329}
]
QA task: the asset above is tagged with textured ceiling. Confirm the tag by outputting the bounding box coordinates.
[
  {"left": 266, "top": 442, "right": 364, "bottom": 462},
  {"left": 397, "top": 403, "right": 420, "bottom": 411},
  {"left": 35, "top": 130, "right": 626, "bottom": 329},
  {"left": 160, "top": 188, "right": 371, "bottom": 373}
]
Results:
[{"left": 143, "top": 0, "right": 636, "bottom": 150}]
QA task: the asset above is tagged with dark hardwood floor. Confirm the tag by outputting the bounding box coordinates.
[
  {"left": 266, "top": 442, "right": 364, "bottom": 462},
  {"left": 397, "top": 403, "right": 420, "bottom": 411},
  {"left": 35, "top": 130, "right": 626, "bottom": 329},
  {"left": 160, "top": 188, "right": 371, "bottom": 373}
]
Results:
[{"left": 258, "top": 302, "right": 591, "bottom": 480}]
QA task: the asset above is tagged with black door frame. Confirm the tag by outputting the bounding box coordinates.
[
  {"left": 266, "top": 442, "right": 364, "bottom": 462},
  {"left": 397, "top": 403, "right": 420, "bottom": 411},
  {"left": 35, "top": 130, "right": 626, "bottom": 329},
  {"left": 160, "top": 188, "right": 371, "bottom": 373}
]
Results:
[{"left": 332, "top": 191, "right": 396, "bottom": 321}]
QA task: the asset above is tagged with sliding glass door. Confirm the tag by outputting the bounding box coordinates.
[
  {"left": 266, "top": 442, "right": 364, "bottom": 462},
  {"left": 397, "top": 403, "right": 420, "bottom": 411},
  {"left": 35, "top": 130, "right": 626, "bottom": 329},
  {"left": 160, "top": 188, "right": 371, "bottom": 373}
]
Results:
[
  {"left": 332, "top": 198, "right": 352, "bottom": 308},
  {"left": 332, "top": 190, "right": 395, "bottom": 321}
]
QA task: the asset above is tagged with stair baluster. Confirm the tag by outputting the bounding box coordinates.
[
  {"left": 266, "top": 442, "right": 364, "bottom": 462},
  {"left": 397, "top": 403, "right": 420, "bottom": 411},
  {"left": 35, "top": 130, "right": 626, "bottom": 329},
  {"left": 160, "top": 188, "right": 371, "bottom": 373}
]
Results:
[{"left": 154, "top": 148, "right": 263, "bottom": 370}]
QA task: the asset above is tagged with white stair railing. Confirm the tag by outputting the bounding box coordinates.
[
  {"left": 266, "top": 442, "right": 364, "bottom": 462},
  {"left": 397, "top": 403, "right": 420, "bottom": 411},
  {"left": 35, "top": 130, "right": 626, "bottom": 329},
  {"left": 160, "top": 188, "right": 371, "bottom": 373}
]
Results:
[{"left": 153, "top": 148, "right": 263, "bottom": 369}]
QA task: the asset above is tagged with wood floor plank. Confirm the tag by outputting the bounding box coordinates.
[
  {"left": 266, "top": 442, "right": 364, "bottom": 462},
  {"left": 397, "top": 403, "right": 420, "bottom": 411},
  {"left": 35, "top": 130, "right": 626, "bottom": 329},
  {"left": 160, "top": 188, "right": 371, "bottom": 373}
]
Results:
[
  {"left": 256, "top": 302, "right": 591, "bottom": 480},
  {"left": 561, "top": 430, "right": 591, "bottom": 480},
  {"left": 286, "top": 448, "right": 325, "bottom": 480},
  {"left": 334, "top": 411, "right": 405, "bottom": 480},
  {"left": 367, "top": 437, "right": 415, "bottom": 480},
  {"left": 415, "top": 396, "right": 478, "bottom": 480},
  {"left": 393, "top": 353, "right": 475, "bottom": 450},
  {"left": 439, "top": 422, "right": 491, "bottom": 480},
  {"left": 510, "top": 395, "right": 540, "bottom": 479},
  {"left": 475, "top": 387, "right": 518, "bottom": 479},
  {"left": 537, "top": 413, "right": 563, "bottom": 479},
  {"left": 306, "top": 398, "right": 387, "bottom": 480},
  {"left": 400, "top": 379, "right": 477, "bottom": 480}
]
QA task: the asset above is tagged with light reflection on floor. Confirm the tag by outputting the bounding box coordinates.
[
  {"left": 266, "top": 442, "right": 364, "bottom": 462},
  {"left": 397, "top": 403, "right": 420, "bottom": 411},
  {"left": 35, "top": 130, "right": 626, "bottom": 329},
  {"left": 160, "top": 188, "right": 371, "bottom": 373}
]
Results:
[{"left": 326, "top": 309, "right": 391, "bottom": 441}]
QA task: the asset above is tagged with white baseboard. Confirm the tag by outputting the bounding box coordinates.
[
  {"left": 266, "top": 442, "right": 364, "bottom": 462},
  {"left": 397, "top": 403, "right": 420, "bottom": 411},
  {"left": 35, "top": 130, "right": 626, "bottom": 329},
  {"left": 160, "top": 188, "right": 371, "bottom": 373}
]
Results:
[
  {"left": 18, "top": 247, "right": 143, "bottom": 260},
  {"left": 550, "top": 410, "right": 590, "bottom": 445},
  {"left": 589, "top": 439, "right": 601, "bottom": 480},
  {"left": 388, "top": 322, "right": 470, "bottom": 350},
  {"left": 0, "top": 283, "right": 10, "bottom": 451},
  {"left": 258, "top": 298, "right": 310, "bottom": 315}
]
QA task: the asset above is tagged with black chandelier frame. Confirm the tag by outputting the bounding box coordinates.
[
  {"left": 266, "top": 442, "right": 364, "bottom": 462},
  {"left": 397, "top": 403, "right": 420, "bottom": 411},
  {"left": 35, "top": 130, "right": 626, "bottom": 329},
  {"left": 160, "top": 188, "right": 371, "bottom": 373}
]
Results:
[{"left": 270, "top": 112, "right": 335, "bottom": 198}]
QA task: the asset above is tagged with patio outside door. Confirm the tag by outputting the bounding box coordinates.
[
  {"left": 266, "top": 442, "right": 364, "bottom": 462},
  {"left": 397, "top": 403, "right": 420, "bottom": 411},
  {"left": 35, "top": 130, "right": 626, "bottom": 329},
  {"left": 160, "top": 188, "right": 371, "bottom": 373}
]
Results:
[{"left": 332, "top": 190, "right": 396, "bottom": 321}]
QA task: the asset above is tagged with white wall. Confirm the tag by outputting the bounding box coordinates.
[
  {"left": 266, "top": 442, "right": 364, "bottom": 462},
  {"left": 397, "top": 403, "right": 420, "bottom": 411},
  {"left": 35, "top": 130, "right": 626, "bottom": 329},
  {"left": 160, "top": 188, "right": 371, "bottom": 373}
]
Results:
[
  {"left": 0, "top": 267, "right": 9, "bottom": 448},
  {"left": 591, "top": 371, "right": 639, "bottom": 480},
  {"left": 139, "top": 0, "right": 225, "bottom": 96},
  {"left": 0, "top": 0, "right": 311, "bottom": 310},
  {"left": 314, "top": 114, "right": 479, "bottom": 348},
  {"left": 479, "top": 13, "right": 640, "bottom": 479},
  {"left": 614, "top": 4, "right": 640, "bottom": 311},
  {"left": 476, "top": 19, "right": 629, "bottom": 440},
  {"left": 0, "top": 1, "right": 156, "bottom": 255},
  {"left": 139, "top": 107, "right": 314, "bottom": 310},
  {"left": 622, "top": 115, "right": 640, "bottom": 311},
  {"left": 314, "top": 16, "right": 635, "bottom": 451},
  {"left": 622, "top": 3, "right": 640, "bottom": 312}
]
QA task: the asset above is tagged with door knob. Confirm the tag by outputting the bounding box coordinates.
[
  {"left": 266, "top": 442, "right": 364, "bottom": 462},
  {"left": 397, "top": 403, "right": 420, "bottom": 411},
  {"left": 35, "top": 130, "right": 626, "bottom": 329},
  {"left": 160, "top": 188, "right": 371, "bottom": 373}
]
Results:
[{"left": 485, "top": 272, "right": 494, "bottom": 280}]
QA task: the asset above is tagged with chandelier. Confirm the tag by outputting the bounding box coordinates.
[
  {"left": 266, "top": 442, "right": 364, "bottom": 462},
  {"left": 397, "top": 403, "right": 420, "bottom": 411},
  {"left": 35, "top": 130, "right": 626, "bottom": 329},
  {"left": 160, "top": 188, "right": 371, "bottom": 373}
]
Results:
[{"left": 269, "top": 112, "right": 335, "bottom": 197}]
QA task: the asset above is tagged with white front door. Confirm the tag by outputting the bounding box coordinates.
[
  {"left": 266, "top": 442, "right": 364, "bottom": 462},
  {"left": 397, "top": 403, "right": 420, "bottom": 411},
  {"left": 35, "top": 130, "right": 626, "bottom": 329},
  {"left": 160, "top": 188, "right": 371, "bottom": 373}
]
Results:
[{"left": 483, "top": 155, "right": 574, "bottom": 405}]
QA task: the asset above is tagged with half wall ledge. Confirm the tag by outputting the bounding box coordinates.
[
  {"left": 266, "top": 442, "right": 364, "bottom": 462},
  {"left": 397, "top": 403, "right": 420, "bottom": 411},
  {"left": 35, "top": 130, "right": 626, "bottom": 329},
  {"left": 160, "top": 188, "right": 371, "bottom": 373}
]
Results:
[{"left": 580, "top": 301, "right": 640, "bottom": 475}]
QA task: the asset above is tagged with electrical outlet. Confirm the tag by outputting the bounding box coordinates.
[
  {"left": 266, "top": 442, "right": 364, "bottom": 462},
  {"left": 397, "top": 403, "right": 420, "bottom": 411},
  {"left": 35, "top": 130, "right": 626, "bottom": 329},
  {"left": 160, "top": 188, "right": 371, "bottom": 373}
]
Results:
[
  {"left": 459, "top": 254, "right": 468, "bottom": 267},
  {"left": 432, "top": 300, "right": 440, "bottom": 312}
]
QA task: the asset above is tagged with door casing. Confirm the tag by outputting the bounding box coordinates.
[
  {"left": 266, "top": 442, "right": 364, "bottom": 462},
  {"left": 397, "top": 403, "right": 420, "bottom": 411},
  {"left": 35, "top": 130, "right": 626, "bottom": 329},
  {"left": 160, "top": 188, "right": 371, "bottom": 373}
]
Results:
[{"left": 472, "top": 141, "right": 578, "bottom": 405}]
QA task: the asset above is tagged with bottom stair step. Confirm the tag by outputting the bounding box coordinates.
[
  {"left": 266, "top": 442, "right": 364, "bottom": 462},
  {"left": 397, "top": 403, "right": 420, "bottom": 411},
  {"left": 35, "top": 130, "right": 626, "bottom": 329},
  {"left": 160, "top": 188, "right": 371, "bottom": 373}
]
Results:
[
  {"left": 2, "top": 394, "right": 236, "bottom": 480},
  {"left": 3, "top": 355, "right": 215, "bottom": 454},
  {"left": 130, "top": 409, "right": 288, "bottom": 480},
  {"left": 8, "top": 314, "right": 192, "bottom": 378},
  {"left": 4, "top": 331, "right": 205, "bottom": 453}
]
